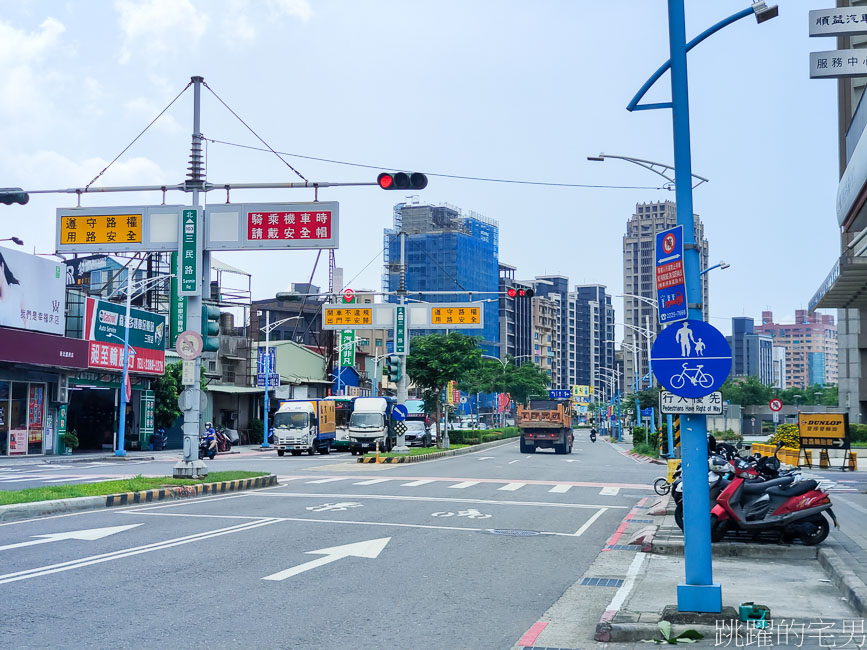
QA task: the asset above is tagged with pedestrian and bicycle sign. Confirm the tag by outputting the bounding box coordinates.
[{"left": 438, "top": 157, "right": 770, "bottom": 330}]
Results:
[
  {"left": 650, "top": 319, "right": 731, "bottom": 398},
  {"left": 655, "top": 225, "right": 687, "bottom": 325}
]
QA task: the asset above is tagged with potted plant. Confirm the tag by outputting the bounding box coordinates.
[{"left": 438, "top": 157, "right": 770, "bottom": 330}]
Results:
[{"left": 61, "top": 429, "right": 79, "bottom": 455}]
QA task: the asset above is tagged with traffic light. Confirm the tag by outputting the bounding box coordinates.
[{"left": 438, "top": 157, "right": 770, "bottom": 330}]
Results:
[
  {"left": 377, "top": 172, "right": 428, "bottom": 191},
  {"left": 0, "top": 188, "right": 29, "bottom": 205},
  {"left": 507, "top": 287, "right": 535, "bottom": 299},
  {"left": 202, "top": 304, "right": 221, "bottom": 352},
  {"left": 384, "top": 354, "right": 402, "bottom": 382}
]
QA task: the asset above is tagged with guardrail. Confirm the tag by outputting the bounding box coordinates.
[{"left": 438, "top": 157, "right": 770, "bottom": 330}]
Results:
[{"left": 750, "top": 443, "right": 857, "bottom": 471}]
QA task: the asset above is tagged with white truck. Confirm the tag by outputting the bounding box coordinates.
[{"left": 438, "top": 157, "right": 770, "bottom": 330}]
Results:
[
  {"left": 272, "top": 400, "right": 337, "bottom": 456},
  {"left": 348, "top": 396, "right": 396, "bottom": 455}
]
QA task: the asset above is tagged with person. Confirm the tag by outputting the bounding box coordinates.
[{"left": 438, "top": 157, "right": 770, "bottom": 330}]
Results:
[
  {"left": 590, "top": 427, "right": 597, "bottom": 442},
  {"left": 707, "top": 433, "right": 718, "bottom": 457},
  {"left": 695, "top": 338, "right": 706, "bottom": 356},
  {"left": 676, "top": 322, "right": 696, "bottom": 357},
  {"left": 204, "top": 422, "right": 217, "bottom": 455}
]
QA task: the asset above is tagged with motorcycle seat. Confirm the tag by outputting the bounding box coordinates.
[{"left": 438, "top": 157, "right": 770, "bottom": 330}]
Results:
[
  {"left": 742, "top": 476, "right": 795, "bottom": 494},
  {"left": 766, "top": 479, "right": 819, "bottom": 498}
]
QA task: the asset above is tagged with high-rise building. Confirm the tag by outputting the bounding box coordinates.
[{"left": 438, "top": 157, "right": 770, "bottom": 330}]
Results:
[
  {"left": 622, "top": 200, "right": 709, "bottom": 390},
  {"left": 383, "top": 201, "right": 499, "bottom": 355},
  {"left": 772, "top": 346, "right": 787, "bottom": 390},
  {"left": 534, "top": 276, "right": 570, "bottom": 389},
  {"left": 755, "top": 310, "right": 838, "bottom": 389},
  {"left": 728, "top": 317, "right": 774, "bottom": 385},
  {"left": 531, "top": 294, "right": 559, "bottom": 381},
  {"left": 572, "top": 285, "right": 616, "bottom": 397}
]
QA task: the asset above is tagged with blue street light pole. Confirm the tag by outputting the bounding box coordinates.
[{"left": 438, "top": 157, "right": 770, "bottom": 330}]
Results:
[{"left": 627, "top": 0, "right": 777, "bottom": 614}]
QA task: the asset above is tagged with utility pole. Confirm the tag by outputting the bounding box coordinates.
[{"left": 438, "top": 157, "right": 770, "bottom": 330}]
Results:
[
  {"left": 394, "top": 230, "right": 409, "bottom": 452},
  {"left": 174, "top": 75, "right": 207, "bottom": 478}
]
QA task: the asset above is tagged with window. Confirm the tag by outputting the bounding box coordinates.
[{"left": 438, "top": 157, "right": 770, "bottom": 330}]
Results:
[{"left": 375, "top": 339, "right": 383, "bottom": 347}]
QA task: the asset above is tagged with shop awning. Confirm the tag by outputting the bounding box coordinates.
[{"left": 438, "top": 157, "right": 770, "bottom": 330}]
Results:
[
  {"left": 206, "top": 385, "right": 263, "bottom": 394},
  {"left": 810, "top": 255, "right": 867, "bottom": 311}
]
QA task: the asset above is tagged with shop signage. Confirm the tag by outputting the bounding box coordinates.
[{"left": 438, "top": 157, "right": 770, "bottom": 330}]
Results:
[
  {"left": 64, "top": 254, "right": 109, "bottom": 287},
  {"left": 0, "top": 246, "right": 65, "bottom": 335},
  {"left": 340, "top": 329, "right": 356, "bottom": 367},
  {"left": 798, "top": 413, "right": 850, "bottom": 449},
  {"left": 70, "top": 371, "right": 148, "bottom": 389},
  {"left": 9, "top": 429, "right": 26, "bottom": 455},
  {"left": 140, "top": 390, "right": 155, "bottom": 438},
  {"left": 809, "top": 9, "right": 867, "bottom": 37},
  {"left": 84, "top": 298, "right": 167, "bottom": 351},
  {"left": 810, "top": 49, "right": 867, "bottom": 79},
  {"left": 87, "top": 341, "right": 165, "bottom": 375},
  {"left": 58, "top": 404, "right": 68, "bottom": 437},
  {"left": 0, "top": 327, "right": 89, "bottom": 368}
]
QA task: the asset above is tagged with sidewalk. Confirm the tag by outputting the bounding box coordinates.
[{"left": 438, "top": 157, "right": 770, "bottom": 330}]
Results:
[{"left": 0, "top": 445, "right": 268, "bottom": 467}]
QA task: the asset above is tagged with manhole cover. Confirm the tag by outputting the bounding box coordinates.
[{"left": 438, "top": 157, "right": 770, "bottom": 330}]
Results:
[{"left": 487, "top": 529, "right": 541, "bottom": 537}]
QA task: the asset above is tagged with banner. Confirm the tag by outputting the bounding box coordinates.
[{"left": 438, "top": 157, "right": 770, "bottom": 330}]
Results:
[
  {"left": 0, "top": 246, "right": 65, "bottom": 335},
  {"left": 88, "top": 341, "right": 165, "bottom": 375}
]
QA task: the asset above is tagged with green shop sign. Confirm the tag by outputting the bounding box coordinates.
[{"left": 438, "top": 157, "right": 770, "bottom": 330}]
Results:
[{"left": 86, "top": 298, "right": 167, "bottom": 351}]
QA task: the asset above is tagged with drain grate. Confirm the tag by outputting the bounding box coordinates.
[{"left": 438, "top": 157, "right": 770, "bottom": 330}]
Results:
[
  {"left": 606, "top": 544, "right": 642, "bottom": 550},
  {"left": 581, "top": 577, "right": 624, "bottom": 588},
  {"left": 630, "top": 518, "right": 655, "bottom": 524},
  {"left": 488, "top": 529, "right": 541, "bottom": 537}
]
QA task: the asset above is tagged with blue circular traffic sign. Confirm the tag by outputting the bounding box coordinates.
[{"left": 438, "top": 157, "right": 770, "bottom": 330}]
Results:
[
  {"left": 650, "top": 320, "right": 731, "bottom": 398},
  {"left": 392, "top": 404, "right": 408, "bottom": 421}
]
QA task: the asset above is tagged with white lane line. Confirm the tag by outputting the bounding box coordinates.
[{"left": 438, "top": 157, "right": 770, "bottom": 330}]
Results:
[
  {"left": 0, "top": 519, "right": 280, "bottom": 585},
  {"left": 508, "top": 460, "right": 521, "bottom": 465},
  {"left": 251, "top": 492, "right": 628, "bottom": 510},
  {"left": 448, "top": 481, "right": 480, "bottom": 489},
  {"left": 599, "top": 487, "right": 620, "bottom": 496},
  {"left": 573, "top": 508, "right": 608, "bottom": 537},
  {"left": 498, "top": 483, "right": 526, "bottom": 492},
  {"left": 305, "top": 478, "right": 347, "bottom": 484},
  {"left": 604, "top": 552, "right": 646, "bottom": 613},
  {"left": 401, "top": 480, "right": 435, "bottom": 487},
  {"left": 549, "top": 484, "right": 572, "bottom": 494},
  {"left": 0, "top": 475, "right": 46, "bottom": 482},
  {"left": 353, "top": 479, "right": 392, "bottom": 486}
]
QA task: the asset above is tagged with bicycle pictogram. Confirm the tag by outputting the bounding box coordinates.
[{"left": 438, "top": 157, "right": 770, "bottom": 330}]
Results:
[
  {"left": 431, "top": 509, "right": 491, "bottom": 519},
  {"left": 670, "top": 363, "right": 713, "bottom": 390}
]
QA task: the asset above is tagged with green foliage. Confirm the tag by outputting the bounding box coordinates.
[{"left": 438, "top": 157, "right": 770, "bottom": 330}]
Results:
[
  {"left": 632, "top": 442, "right": 659, "bottom": 459},
  {"left": 459, "top": 357, "right": 549, "bottom": 406},
  {"left": 651, "top": 620, "right": 703, "bottom": 644},
  {"left": 713, "top": 429, "right": 741, "bottom": 441},
  {"left": 768, "top": 422, "right": 800, "bottom": 449},
  {"left": 721, "top": 377, "right": 838, "bottom": 408},
  {"left": 637, "top": 386, "right": 662, "bottom": 411},
  {"left": 445, "top": 427, "right": 522, "bottom": 445},
  {"left": 850, "top": 423, "right": 867, "bottom": 443},
  {"left": 153, "top": 362, "right": 183, "bottom": 430},
  {"left": 249, "top": 417, "right": 264, "bottom": 444},
  {"left": 61, "top": 428, "right": 79, "bottom": 450}
]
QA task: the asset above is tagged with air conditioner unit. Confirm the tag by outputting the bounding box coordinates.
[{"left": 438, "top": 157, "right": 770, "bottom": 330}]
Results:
[{"left": 56, "top": 374, "right": 69, "bottom": 403}]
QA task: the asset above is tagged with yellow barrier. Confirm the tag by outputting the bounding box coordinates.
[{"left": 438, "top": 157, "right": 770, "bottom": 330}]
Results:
[
  {"left": 849, "top": 451, "right": 858, "bottom": 471},
  {"left": 667, "top": 458, "right": 680, "bottom": 483},
  {"left": 820, "top": 450, "right": 830, "bottom": 468}
]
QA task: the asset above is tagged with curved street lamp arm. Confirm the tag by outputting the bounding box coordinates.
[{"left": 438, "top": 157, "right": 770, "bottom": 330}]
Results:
[
  {"left": 592, "top": 154, "right": 708, "bottom": 189},
  {"left": 627, "top": 7, "right": 753, "bottom": 113}
]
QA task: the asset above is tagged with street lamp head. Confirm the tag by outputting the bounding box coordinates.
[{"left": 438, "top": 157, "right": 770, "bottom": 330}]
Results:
[
  {"left": 11, "top": 237, "right": 23, "bottom": 246},
  {"left": 752, "top": 1, "right": 778, "bottom": 24},
  {"left": 587, "top": 154, "right": 605, "bottom": 162},
  {"left": 719, "top": 261, "right": 730, "bottom": 270},
  {"left": 276, "top": 291, "right": 303, "bottom": 302}
]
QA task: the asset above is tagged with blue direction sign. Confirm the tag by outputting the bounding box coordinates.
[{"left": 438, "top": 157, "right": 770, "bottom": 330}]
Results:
[
  {"left": 392, "top": 404, "right": 408, "bottom": 422},
  {"left": 651, "top": 320, "right": 731, "bottom": 398},
  {"left": 655, "top": 225, "right": 687, "bottom": 325},
  {"left": 549, "top": 389, "right": 571, "bottom": 400}
]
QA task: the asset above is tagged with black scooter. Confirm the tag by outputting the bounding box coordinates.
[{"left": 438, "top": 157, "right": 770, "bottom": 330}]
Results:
[
  {"left": 198, "top": 435, "right": 216, "bottom": 460},
  {"left": 589, "top": 428, "right": 597, "bottom": 443}
]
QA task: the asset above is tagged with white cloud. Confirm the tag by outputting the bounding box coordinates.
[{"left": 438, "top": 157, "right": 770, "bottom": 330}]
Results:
[
  {"left": 115, "top": 0, "right": 209, "bottom": 65},
  {"left": 124, "top": 96, "right": 183, "bottom": 133},
  {"left": 8, "top": 150, "right": 168, "bottom": 188},
  {"left": 267, "top": 0, "right": 312, "bottom": 22},
  {"left": 0, "top": 17, "right": 66, "bottom": 117}
]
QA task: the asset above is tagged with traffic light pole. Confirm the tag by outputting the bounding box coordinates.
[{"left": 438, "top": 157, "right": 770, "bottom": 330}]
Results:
[
  {"left": 394, "top": 230, "right": 410, "bottom": 452},
  {"left": 174, "top": 76, "right": 207, "bottom": 479}
]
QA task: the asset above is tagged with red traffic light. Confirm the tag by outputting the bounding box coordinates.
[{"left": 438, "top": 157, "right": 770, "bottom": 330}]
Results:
[
  {"left": 377, "top": 172, "right": 428, "bottom": 190},
  {"left": 507, "top": 288, "right": 535, "bottom": 298}
]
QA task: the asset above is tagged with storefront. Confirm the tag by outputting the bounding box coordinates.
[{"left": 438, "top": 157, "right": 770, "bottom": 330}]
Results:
[
  {"left": 0, "top": 327, "right": 90, "bottom": 456},
  {"left": 67, "top": 372, "right": 154, "bottom": 451}
]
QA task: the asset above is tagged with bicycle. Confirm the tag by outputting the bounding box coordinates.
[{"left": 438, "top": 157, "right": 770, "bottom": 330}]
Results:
[{"left": 670, "top": 363, "right": 713, "bottom": 390}]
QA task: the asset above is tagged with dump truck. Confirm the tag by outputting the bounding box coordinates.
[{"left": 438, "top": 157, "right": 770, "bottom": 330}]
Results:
[
  {"left": 272, "top": 399, "right": 337, "bottom": 456},
  {"left": 517, "top": 398, "right": 573, "bottom": 454}
]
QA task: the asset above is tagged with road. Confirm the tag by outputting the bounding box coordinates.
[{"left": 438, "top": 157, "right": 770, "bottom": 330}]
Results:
[{"left": 0, "top": 437, "right": 860, "bottom": 649}]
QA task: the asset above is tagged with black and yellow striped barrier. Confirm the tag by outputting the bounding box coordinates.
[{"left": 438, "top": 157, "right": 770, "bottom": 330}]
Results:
[{"left": 103, "top": 475, "right": 277, "bottom": 507}]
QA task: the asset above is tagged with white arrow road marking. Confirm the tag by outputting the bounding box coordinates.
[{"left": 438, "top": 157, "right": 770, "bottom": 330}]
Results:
[
  {"left": 262, "top": 537, "right": 391, "bottom": 582},
  {"left": 477, "top": 457, "right": 496, "bottom": 461},
  {"left": 563, "top": 459, "right": 579, "bottom": 463},
  {"left": 599, "top": 487, "right": 620, "bottom": 496},
  {"left": 0, "top": 524, "right": 142, "bottom": 553}
]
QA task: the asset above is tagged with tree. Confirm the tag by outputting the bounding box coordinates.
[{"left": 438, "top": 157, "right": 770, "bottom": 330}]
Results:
[
  {"left": 153, "top": 362, "right": 182, "bottom": 430},
  {"left": 406, "top": 333, "right": 482, "bottom": 446},
  {"left": 720, "top": 376, "right": 772, "bottom": 406},
  {"left": 505, "top": 361, "right": 550, "bottom": 405}
]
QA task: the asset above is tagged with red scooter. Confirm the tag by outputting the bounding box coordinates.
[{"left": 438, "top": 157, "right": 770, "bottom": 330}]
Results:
[{"left": 710, "top": 471, "right": 838, "bottom": 545}]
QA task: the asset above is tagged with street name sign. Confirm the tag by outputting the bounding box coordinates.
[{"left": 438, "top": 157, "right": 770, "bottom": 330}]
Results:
[
  {"left": 660, "top": 391, "right": 723, "bottom": 415},
  {"left": 179, "top": 208, "right": 201, "bottom": 296},
  {"left": 650, "top": 319, "right": 731, "bottom": 399},
  {"left": 549, "top": 389, "right": 571, "bottom": 399},
  {"left": 394, "top": 306, "right": 406, "bottom": 355},
  {"left": 205, "top": 201, "right": 338, "bottom": 250},
  {"left": 340, "top": 330, "right": 356, "bottom": 367},
  {"left": 809, "top": 9, "right": 867, "bottom": 37},
  {"left": 655, "top": 225, "right": 687, "bottom": 325}
]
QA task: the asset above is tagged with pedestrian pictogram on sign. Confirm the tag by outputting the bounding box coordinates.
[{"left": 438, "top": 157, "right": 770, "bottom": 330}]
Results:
[
  {"left": 769, "top": 398, "right": 783, "bottom": 412},
  {"left": 651, "top": 319, "right": 732, "bottom": 398}
]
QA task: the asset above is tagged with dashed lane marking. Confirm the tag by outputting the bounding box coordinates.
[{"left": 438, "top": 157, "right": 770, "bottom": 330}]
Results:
[
  {"left": 352, "top": 479, "right": 392, "bottom": 486},
  {"left": 599, "top": 487, "right": 620, "bottom": 496},
  {"left": 305, "top": 478, "right": 347, "bottom": 484}
]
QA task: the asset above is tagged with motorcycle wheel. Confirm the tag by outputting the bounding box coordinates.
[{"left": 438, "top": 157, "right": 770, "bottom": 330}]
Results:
[
  {"left": 800, "top": 515, "right": 830, "bottom": 546},
  {"left": 654, "top": 477, "right": 671, "bottom": 496},
  {"left": 710, "top": 514, "right": 728, "bottom": 543},
  {"left": 674, "top": 502, "right": 683, "bottom": 531}
]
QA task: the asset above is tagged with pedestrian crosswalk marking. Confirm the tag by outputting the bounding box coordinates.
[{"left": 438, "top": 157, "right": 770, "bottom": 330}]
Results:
[
  {"left": 306, "top": 478, "right": 347, "bottom": 484},
  {"left": 498, "top": 483, "right": 526, "bottom": 491},
  {"left": 448, "top": 481, "right": 480, "bottom": 489},
  {"left": 353, "top": 479, "right": 392, "bottom": 486},
  {"left": 599, "top": 487, "right": 620, "bottom": 496},
  {"left": 549, "top": 485, "right": 572, "bottom": 494},
  {"left": 401, "top": 480, "right": 435, "bottom": 487}
]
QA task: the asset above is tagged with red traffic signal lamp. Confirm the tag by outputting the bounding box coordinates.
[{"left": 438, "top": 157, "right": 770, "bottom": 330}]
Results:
[
  {"left": 377, "top": 172, "right": 428, "bottom": 190},
  {"left": 507, "top": 288, "right": 535, "bottom": 298}
]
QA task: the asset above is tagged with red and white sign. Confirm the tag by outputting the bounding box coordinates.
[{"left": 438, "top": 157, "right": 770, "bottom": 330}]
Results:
[
  {"left": 662, "top": 233, "right": 676, "bottom": 254},
  {"left": 87, "top": 341, "right": 165, "bottom": 375},
  {"left": 343, "top": 289, "right": 355, "bottom": 303},
  {"left": 769, "top": 398, "right": 783, "bottom": 412},
  {"left": 656, "top": 258, "right": 685, "bottom": 291},
  {"left": 247, "top": 210, "right": 332, "bottom": 241}
]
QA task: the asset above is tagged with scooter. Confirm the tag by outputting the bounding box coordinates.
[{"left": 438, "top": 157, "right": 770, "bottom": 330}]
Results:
[
  {"left": 589, "top": 428, "right": 597, "bottom": 443},
  {"left": 215, "top": 427, "right": 232, "bottom": 453},
  {"left": 673, "top": 455, "right": 730, "bottom": 531},
  {"left": 198, "top": 435, "right": 216, "bottom": 460}
]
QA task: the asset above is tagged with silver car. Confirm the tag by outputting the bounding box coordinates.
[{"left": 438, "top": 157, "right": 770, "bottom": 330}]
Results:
[{"left": 404, "top": 421, "right": 432, "bottom": 447}]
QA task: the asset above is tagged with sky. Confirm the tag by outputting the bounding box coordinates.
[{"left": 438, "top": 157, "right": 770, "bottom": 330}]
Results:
[{"left": 0, "top": 0, "right": 842, "bottom": 338}]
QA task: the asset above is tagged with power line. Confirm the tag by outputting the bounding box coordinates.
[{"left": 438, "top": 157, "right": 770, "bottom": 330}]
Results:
[{"left": 203, "top": 137, "right": 664, "bottom": 191}]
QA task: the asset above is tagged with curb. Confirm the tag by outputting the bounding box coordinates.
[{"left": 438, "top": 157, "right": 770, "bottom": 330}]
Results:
[
  {"left": 357, "top": 436, "right": 518, "bottom": 463},
  {"left": 596, "top": 621, "right": 717, "bottom": 643},
  {"left": 818, "top": 546, "right": 867, "bottom": 617},
  {"left": 650, "top": 535, "right": 820, "bottom": 559},
  {"left": 0, "top": 474, "right": 277, "bottom": 522}
]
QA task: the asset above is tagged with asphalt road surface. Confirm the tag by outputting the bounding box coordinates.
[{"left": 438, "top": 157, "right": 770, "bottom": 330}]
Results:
[{"left": 0, "top": 436, "right": 857, "bottom": 649}]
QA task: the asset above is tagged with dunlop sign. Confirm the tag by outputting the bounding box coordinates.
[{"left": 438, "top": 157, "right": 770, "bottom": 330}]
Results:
[{"left": 798, "top": 413, "right": 850, "bottom": 449}]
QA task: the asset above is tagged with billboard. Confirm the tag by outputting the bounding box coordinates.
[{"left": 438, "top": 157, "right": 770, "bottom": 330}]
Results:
[
  {"left": 0, "top": 246, "right": 65, "bottom": 335},
  {"left": 84, "top": 298, "right": 166, "bottom": 375}
]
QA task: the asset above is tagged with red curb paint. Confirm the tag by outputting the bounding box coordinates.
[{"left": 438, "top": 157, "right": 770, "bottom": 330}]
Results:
[
  {"left": 599, "top": 609, "right": 617, "bottom": 624},
  {"left": 517, "top": 621, "right": 548, "bottom": 647}
]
